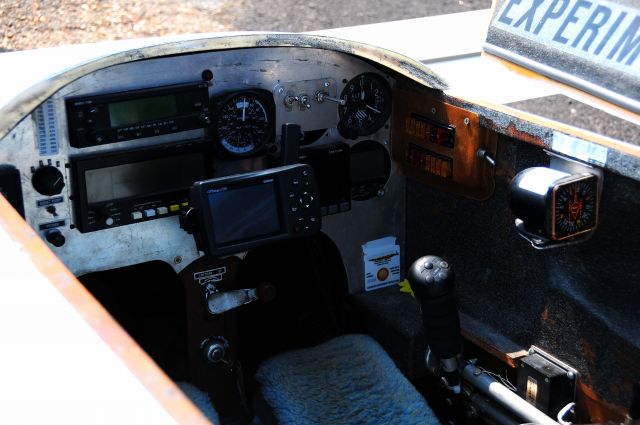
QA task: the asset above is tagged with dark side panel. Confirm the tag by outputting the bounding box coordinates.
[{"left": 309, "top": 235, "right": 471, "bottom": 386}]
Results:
[{"left": 407, "top": 137, "right": 640, "bottom": 409}]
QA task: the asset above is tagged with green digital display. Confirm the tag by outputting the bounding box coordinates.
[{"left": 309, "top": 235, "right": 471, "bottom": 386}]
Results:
[{"left": 108, "top": 95, "right": 177, "bottom": 127}]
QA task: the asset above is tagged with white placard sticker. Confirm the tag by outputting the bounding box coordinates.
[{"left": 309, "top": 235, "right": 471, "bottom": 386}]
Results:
[
  {"left": 362, "top": 236, "right": 401, "bottom": 291},
  {"left": 552, "top": 132, "right": 608, "bottom": 165},
  {"left": 194, "top": 267, "right": 227, "bottom": 285}
]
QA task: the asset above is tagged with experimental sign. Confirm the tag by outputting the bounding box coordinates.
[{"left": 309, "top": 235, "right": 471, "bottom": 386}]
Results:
[{"left": 485, "top": 0, "right": 640, "bottom": 112}]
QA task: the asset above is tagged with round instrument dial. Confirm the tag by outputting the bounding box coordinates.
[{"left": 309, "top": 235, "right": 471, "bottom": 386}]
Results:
[
  {"left": 32, "top": 165, "right": 65, "bottom": 196},
  {"left": 338, "top": 73, "right": 392, "bottom": 139},
  {"left": 552, "top": 176, "right": 598, "bottom": 240},
  {"left": 215, "top": 91, "right": 274, "bottom": 156}
]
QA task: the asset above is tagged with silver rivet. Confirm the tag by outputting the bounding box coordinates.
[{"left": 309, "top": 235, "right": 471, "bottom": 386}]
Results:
[
  {"left": 431, "top": 107, "right": 436, "bottom": 114},
  {"left": 174, "top": 256, "right": 183, "bottom": 264},
  {"left": 464, "top": 118, "right": 470, "bottom": 125}
]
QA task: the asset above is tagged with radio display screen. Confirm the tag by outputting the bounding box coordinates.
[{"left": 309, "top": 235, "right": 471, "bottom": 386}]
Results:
[
  {"left": 84, "top": 153, "right": 204, "bottom": 204},
  {"left": 207, "top": 180, "right": 281, "bottom": 246},
  {"left": 108, "top": 94, "right": 177, "bottom": 127}
]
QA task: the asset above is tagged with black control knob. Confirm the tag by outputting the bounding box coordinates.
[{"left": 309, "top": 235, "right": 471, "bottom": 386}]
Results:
[
  {"left": 256, "top": 282, "right": 277, "bottom": 302},
  {"left": 201, "top": 337, "right": 229, "bottom": 364},
  {"left": 408, "top": 255, "right": 461, "bottom": 360},
  {"left": 199, "top": 113, "right": 212, "bottom": 125},
  {"left": 45, "top": 229, "right": 66, "bottom": 247},
  {"left": 32, "top": 166, "right": 64, "bottom": 196}
]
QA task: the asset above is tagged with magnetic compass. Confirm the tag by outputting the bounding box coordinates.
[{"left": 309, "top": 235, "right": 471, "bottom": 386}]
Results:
[
  {"left": 509, "top": 167, "right": 599, "bottom": 245},
  {"left": 337, "top": 73, "right": 392, "bottom": 139},
  {"left": 552, "top": 174, "right": 598, "bottom": 240},
  {"left": 214, "top": 90, "right": 274, "bottom": 157}
]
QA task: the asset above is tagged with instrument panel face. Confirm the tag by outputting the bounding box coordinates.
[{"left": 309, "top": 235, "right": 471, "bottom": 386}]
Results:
[{"left": 0, "top": 46, "right": 397, "bottom": 277}]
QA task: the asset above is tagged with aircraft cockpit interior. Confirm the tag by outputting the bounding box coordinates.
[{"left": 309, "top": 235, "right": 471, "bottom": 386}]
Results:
[{"left": 0, "top": 21, "right": 639, "bottom": 425}]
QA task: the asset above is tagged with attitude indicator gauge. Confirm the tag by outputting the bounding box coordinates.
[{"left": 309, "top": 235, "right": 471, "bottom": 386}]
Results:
[
  {"left": 509, "top": 167, "right": 599, "bottom": 246},
  {"left": 213, "top": 90, "right": 274, "bottom": 157},
  {"left": 337, "top": 73, "right": 391, "bottom": 139}
]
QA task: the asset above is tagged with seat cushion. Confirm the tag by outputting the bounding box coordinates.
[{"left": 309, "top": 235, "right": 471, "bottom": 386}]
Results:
[
  {"left": 176, "top": 381, "right": 220, "bottom": 424},
  {"left": 255, "top": 334, "right": 439, "bottom": 425}
]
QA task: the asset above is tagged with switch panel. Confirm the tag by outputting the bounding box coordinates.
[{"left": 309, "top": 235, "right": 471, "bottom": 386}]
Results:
[{"left": 392, "top": 88, "right": 497, "bottom": 200}]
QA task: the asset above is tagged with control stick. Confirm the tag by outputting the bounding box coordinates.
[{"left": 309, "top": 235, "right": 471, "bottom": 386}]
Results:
[{"left": 408, "top": 255, "right": 462, "bottom": 392}]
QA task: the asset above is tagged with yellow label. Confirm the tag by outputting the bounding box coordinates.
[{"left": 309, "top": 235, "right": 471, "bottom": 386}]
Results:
[{"left": 526, "top": 377, "right": 538, "bottom": 405}]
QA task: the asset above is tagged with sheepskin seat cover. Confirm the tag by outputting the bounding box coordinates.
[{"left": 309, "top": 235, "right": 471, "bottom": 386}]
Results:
[
  {"left": 177, "top": 381, "right": 220, "bottom": 424},
  {"left": 255, "top": 334, "right": 439, "bottom": 425}
]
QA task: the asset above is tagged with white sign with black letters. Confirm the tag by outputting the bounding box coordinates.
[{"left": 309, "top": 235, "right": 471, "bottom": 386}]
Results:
[
  {"left": 486, "top": 0, "right": 640, "bottom": 111},
  {"left": 494, "top": 0, "right": 640, "bottom": 72}
]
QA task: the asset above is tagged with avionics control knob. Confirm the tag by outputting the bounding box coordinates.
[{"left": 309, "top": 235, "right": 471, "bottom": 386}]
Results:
[
  {"left": 199, "top": 113, "right": 212, "bottom": 125},
  {"left": 32, "top": 166, "right": 64, "bottom": 196},
  {"left": 45, "top": 229, "right": 66, "bottom": 247}
]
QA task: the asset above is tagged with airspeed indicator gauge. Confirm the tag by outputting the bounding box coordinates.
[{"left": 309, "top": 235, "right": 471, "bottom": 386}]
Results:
[
  {"left": 213, "top": 90, "right": 274, "bottom": 157},
  {"left": 337, "top": 73, "right": 392, "bottom": 139}
]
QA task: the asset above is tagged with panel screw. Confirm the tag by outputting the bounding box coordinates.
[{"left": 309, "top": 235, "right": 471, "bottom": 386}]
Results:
[
  {"left": 431, "top": 107, "right": 436, "bottom": 114},
  {"left": 278, "top": 87, "right": 284, "bottom": 94},
  {"left": 323, "top": 81, "right": 330, "bottom": 87},
  {"left": 174, "top": 256, "right": 183, "bottom": 264},
  {"left": 464, "top": 118, "right": 470, "bottom": 125}
]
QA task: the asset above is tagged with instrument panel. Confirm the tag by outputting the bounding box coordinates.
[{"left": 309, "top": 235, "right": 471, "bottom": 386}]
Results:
[{"left": 0, "top": 47, "right": 398, "bottom": 276}]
